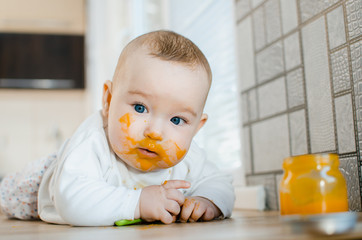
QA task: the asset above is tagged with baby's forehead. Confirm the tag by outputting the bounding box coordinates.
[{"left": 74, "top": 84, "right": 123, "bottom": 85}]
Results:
[{"left": 116, "top": 48, "right": 210, "bottom": 86}]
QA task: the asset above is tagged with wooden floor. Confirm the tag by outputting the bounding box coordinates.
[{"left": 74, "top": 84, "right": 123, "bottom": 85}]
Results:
[{"left": 1, "top": 210, "right": 362, "bottom": 240}]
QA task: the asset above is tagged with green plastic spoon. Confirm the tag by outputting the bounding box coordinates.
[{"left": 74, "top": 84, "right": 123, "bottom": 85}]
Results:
[{"left": 115, "top": 219, "right": 142, "bottom": 226}]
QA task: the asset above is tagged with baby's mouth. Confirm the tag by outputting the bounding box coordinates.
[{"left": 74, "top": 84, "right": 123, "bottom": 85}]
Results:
[{"left": 137, "top": 147, "right": 159, "bottom": 158}]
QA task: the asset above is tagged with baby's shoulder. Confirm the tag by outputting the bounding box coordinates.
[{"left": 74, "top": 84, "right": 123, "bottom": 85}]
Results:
[
  {"left": 60, "top": 111, "right": 109, "bottom": 158},
  {"left": 183, "top": 141, "right": 206, "bottom": 162},
  {"left": 72, "top": 111, "right": 104, "bottom": 137}
]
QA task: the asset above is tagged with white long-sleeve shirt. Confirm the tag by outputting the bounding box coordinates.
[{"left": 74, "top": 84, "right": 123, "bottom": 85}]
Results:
[{"left": 38, "top": 111, "right": 235, "bottom": 226}]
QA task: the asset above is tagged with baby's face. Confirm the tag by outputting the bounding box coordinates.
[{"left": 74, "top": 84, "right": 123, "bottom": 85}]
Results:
[{"left": 106, "top": 49, "right": 209, "bottom": 172}]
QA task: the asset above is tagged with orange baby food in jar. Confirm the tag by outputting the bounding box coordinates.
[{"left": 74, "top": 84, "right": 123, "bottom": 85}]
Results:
[{"left": 279, "top": 154, "right": 348, "bottom": 215}]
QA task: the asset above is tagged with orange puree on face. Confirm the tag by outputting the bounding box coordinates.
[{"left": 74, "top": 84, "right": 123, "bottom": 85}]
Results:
[
  {"left": 119, "top": 113, "right": 133, "bottom": 129},
  {"left": 116, "top": 113, "right": 187, "bottom": 171}
]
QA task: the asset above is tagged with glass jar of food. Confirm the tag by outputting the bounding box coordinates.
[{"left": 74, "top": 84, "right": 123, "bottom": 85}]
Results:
[{"left": 279, "top": 154, "right": 348, "bottom": 215}]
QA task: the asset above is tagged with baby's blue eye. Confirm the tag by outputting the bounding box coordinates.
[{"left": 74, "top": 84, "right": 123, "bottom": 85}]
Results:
[
  {"left": 171, "top": 117, "right": 183, "bottom": 125},
  {"left": 134, "top": 104, "right": 146, "bottom": 113}
]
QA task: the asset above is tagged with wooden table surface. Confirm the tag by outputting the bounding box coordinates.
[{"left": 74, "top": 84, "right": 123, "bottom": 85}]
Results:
[{"left": 1, "top": 210, "right": 362, "bottom": 240}]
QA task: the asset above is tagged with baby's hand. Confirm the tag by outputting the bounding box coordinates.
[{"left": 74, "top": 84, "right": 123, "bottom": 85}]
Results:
[
  {"left": 179, "top": 196, "right": 221, "bottom": 223},
  {"left": 137, "top": 180, "right": 190, "bottom": 224}
]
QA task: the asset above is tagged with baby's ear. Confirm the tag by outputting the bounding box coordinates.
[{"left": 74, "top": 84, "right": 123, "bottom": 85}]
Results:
[
  {"left": 102, "top": 80, "right": 113, "bottom": 118},
  {"left": 195, "top": 113, "right": 208, "bottom": 134}
]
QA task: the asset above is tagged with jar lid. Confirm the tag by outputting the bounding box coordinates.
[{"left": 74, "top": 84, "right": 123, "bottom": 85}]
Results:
[{"left": 283, "top": 153, "right": 339, "bottom": 170}]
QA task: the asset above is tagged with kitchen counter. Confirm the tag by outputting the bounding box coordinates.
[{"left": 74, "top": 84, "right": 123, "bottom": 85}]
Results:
[{"left": 1, "top": 210, "right": 362, "bottom": 240}]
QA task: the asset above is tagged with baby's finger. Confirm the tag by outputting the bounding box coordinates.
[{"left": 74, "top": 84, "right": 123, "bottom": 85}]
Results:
[
  {"left": 166, "top": 188, "right": 185, "bottom": 205},
  {"left": 190, "top": 202, "right": 205, "bottom": 222},
  {"left": 179, "top": 198, "right": 195, "bottom": 222},
  {"left": 202, "top": 207, "right": 215, "bottom": 221},
  {"left": 165, "top": 199, "right": 181, "bottom": 216},
  {"left": 160, "top": 210, "right": 174, "bottom": 224},
  {"left": 163, "top": 180, "right": 190, "bottom": 190}
]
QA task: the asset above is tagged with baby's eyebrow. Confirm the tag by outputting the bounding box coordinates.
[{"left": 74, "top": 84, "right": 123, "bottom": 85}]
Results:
[
  {"left": 128, "top": 90, "right": 150, "bottom": 98},
  {"left": 180, "top": 107, "right": 197, "bottom": 118}
]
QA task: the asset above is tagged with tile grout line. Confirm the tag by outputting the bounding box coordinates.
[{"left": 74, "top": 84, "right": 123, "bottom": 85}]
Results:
[
  {"left": 296, "top": 0, "right": 312, "bottom": 155},
  {"left": 324, "top": 10, "right": 339, "bottom": 157}
]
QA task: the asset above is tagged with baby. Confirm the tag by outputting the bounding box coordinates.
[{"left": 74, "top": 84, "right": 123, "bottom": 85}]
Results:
[{"left": 0, "top": 30, "right": 235, "bottom": 226}]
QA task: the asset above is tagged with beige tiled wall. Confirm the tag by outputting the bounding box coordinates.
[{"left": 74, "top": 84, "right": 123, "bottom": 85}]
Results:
[
  {"left": 236, "top": 0, "right": 362, "bottom": 211},
  {"left": 0, "top": 90, "right": 87, "bottom": 177}
]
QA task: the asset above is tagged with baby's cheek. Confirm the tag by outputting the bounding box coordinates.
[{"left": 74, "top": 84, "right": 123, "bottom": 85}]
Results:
[
  {"left": 117, "top": 113, "right": 139, "bottom": 150},
  {"left": 165, "top": 141, "right": 187, "bottom": 164},
  {"left": 175, "top": 145, "right": 187, "bottom": 160},
  {"left": 110, "top": 131, "right": 135, "bottom": 157}
]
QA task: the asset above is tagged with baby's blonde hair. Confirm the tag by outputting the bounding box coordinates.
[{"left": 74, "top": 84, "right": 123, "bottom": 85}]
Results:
[{"left": 112, "top": 30, "right": 212, "bottom": 87}]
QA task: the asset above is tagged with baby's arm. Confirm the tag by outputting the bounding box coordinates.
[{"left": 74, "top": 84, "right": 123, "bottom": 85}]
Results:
[
  {"left": 135, "top": 180, "right": 190, "bottom": 224},
  {"left": 179, "top": 142, "right": 235, "bottom": 222},
  {"left": 179, "top": 196, "right": 221, "bottom": 222}
]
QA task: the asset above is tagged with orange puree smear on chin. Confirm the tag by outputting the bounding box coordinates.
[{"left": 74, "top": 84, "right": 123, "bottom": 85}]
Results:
[{"left": 117, "top": 113, "right": 187, "bottom": 171}]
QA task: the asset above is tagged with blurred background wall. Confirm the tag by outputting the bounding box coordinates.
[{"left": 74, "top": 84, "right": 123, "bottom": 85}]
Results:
[
  {"left": 0, "top": 0, "right": 88, "bottom": 176},
  {"left": 236, "top": 0, "right": 362, "bottom": 211}
]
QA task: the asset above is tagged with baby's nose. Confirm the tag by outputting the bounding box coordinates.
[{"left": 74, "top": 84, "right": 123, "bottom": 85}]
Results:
[
  {"left": 144, "top": 120, "right": 163, "bottom": 141},
  {"left": 145, "top": 131, "right": 163, "bottom": 141}
]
